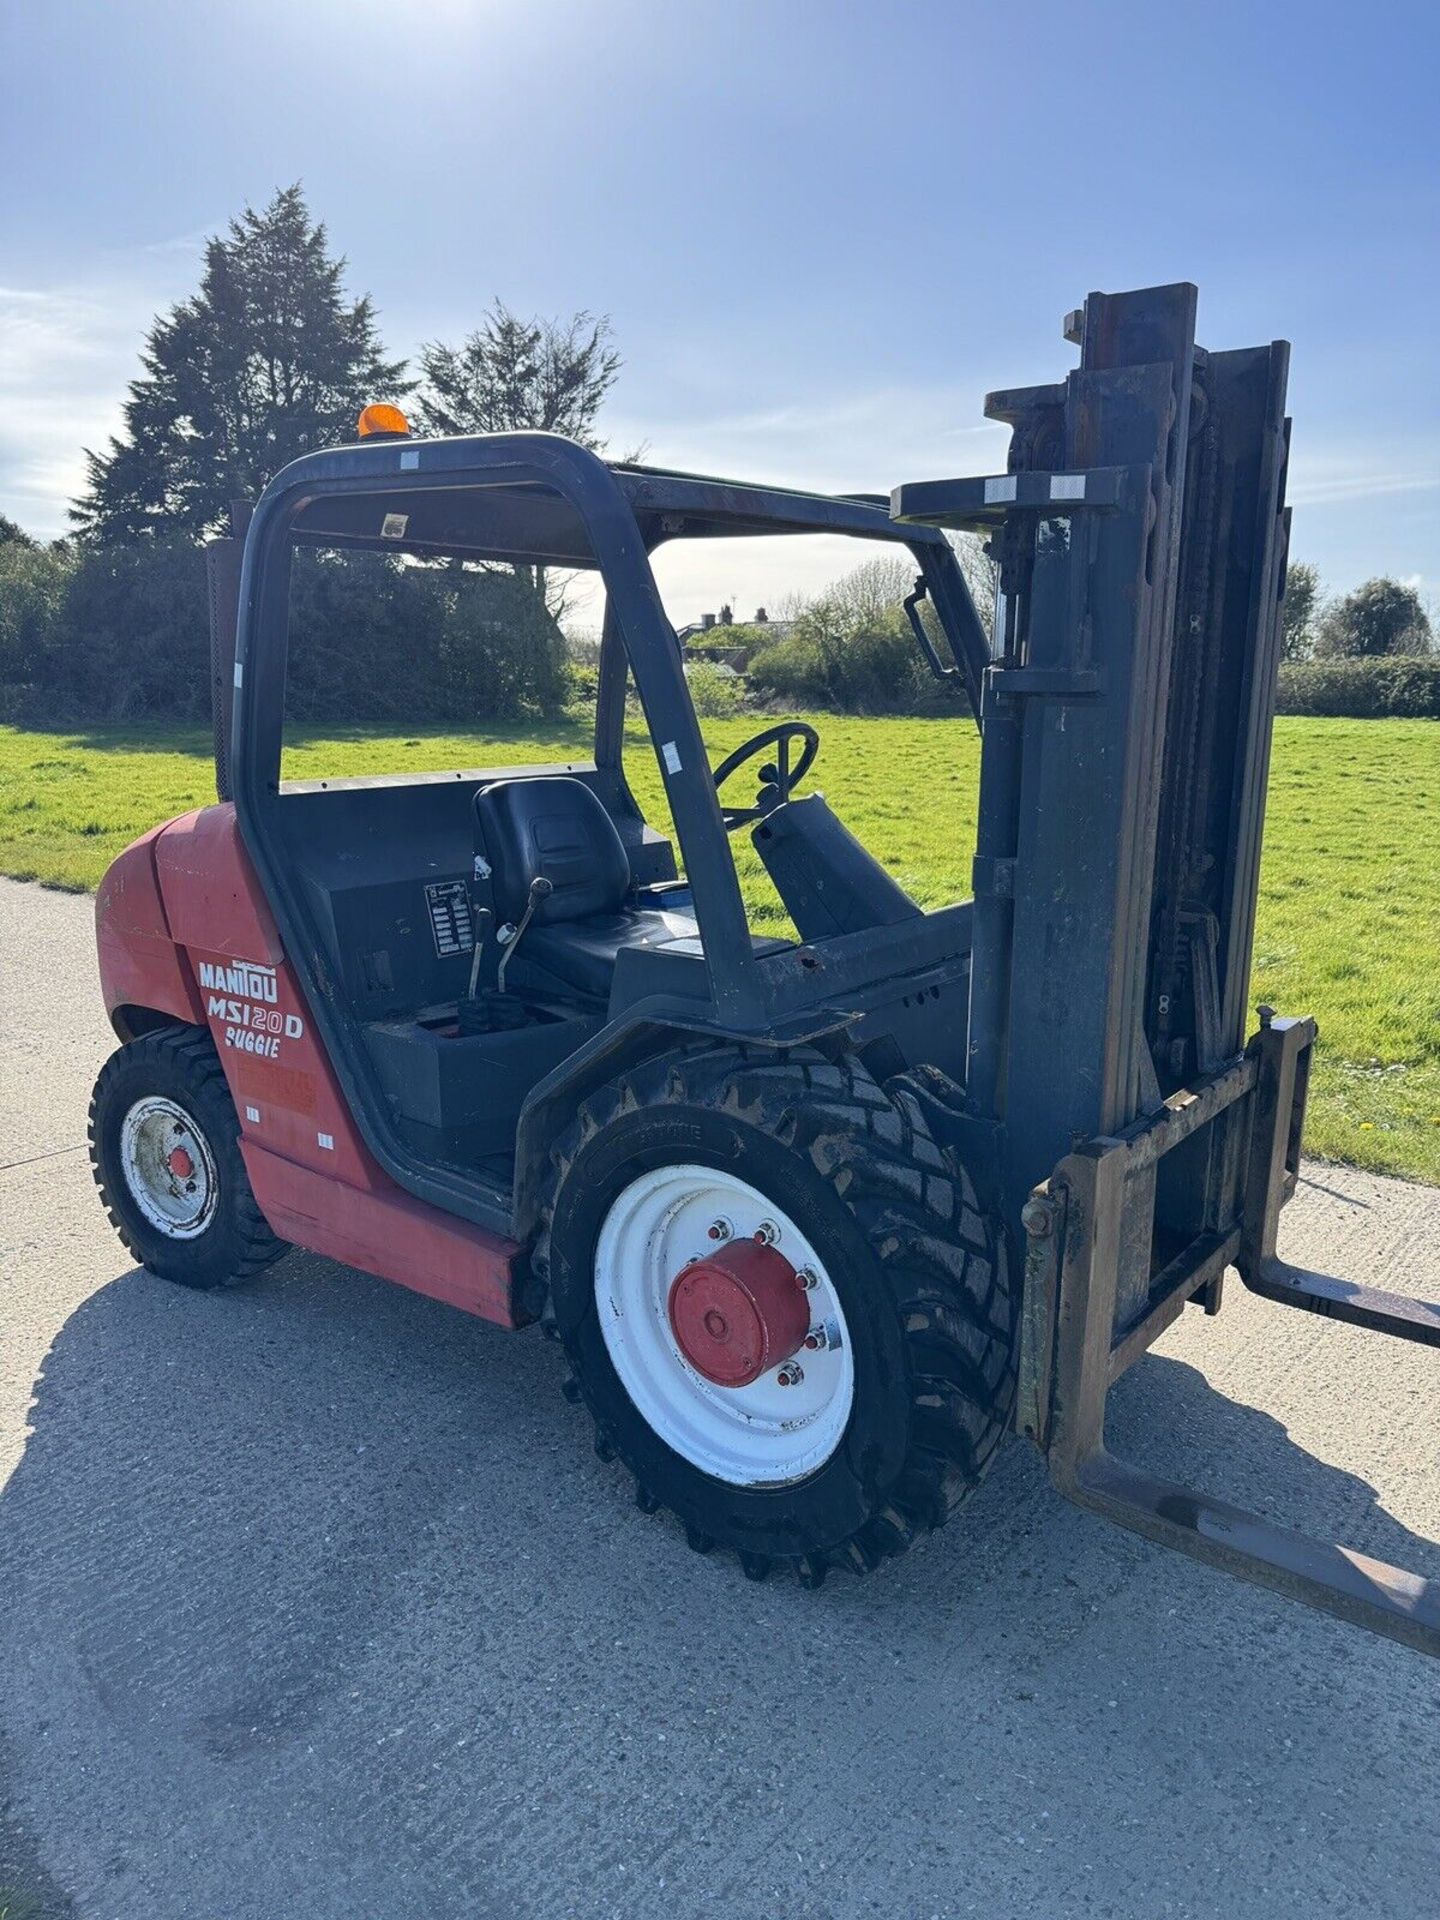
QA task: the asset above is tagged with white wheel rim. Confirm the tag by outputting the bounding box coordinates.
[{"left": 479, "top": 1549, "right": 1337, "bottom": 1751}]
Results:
[
  {"left": 119, "top": 1096, "right": 219, "bottom": 1239},
  {"left": 594, "top": 1164, "right": 855, "bottom": 1487}
]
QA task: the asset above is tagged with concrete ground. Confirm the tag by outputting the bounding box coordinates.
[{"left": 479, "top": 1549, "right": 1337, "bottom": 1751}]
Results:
[{"left": 1, "top": 872, "right": 1437, "bottom": 1920}]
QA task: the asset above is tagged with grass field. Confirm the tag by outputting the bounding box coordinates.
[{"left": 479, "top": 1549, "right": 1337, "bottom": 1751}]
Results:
[{"left": 2, "top": 714, "right": 1436, "bottom": 1183}]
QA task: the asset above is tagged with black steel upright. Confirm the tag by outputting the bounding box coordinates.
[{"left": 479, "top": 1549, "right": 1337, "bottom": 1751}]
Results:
[
  {"left": 896, "top": 284, "right": 1291, "bottom": 1310},
  {"left": 894, "top": 283, "right": 1439, "bottom": 1654}
]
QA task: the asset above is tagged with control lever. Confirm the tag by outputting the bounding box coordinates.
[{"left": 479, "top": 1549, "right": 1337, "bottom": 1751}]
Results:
[
  {"left": 496, "top": 876, "right": 554, "bottom": 995},
  {"left": 466, "top": 907, "right": 494, "bottom": 1001}
]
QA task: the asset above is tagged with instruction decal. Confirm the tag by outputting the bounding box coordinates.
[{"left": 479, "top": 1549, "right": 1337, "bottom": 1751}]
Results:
[{"left": 424, "top": 879, "right": 475, "bottom": 957}]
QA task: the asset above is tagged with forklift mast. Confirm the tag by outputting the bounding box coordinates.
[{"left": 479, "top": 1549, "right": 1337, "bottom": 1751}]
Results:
[
  {"left": 901, "top": 284, "right": 1289, "bottom": 1196},
  {"left": 894, "top": 283, "right": 1439, "bottom": 1654}
]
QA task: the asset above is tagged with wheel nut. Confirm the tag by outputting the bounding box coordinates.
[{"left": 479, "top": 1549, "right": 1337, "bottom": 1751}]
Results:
[
  {"left": 754, "top": 1221, "right": 779, "bottom": 1246},
  {"left": 1020, "top": 1197, "right": 1054, "bottom": 1239},
  {"left": 776, "top": 1363, "right": 804, "bottom": 1387},
  {"left": 707, "top": 1218, "right": 732, "bottom": 1242},
  {"left": 796, "top": 1266, "right": 818, "bottom": 1291}
]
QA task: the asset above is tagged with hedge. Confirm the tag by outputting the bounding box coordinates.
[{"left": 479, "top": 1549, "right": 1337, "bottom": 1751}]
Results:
[
  {"left": 746, "top": 620, "right": 950, "bottom": 714},
  {"left": 7, "top": 534, "right": 1436, "bottom": 728},
  {"left": 0, "top": 538, "right": 568, "bottom": 724},
  {"left": 1275, "top": 656, "right": 1440, "bottom": 719},
  {"left": 741, "top": 645, "right": 1440, "bottom": 722}
]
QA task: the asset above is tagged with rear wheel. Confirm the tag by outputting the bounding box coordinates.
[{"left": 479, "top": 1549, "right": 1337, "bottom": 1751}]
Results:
[
  {"left": 89, "top": 1025, "right": 286, "bottom": 1288},
  {"left": 537, "top": 1045, "right": 1016, "bottom": 1584}
]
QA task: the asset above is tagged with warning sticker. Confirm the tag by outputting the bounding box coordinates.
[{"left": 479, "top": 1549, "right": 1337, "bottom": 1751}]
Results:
[
  {"left": 381, "top": 512, "right": 409, "bottom": 539},
  {"left": 425, "top": 879, "right": 475, "bottom": 958}
]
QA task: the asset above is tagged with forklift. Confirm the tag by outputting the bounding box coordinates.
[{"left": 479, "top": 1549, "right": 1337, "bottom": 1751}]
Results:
[{"left": 88, "top": 282, "right": 1438, "bottom": 1650}]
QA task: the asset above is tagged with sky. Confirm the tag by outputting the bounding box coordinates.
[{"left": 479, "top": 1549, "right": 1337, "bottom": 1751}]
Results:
[{"left": 2, "top": 0, "right": 1437, "bottom": 626}]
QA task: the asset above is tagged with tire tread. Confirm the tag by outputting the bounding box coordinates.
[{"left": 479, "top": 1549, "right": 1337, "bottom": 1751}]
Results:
[
  {"left": 89, "top": 1024, "right": 285, "bottom": 1288},
  {"left": 536, "top": 1040, "right": 1016, "bottom": 1585}
]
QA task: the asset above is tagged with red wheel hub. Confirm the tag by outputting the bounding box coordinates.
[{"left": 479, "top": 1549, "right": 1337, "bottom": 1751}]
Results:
[
  {"left": 667, "top": 1238, "right": 809, "bottom": 1388},
  {"left": 167, "top": 1146, "right": 195, "bottom": 1180}
]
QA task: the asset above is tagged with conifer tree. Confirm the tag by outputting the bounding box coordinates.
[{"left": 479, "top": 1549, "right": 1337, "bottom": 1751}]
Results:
[{"left": 74, "top": 185, "right": 408, "bottom": 541}]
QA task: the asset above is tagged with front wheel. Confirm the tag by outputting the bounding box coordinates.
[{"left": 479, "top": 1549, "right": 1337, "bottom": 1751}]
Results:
[
  {"left": 537, "top": 1046, "right": 1017, "bottom": 1584},
  {"left": 89, "top": 1025, "right": 286, "bottom": 1288}
]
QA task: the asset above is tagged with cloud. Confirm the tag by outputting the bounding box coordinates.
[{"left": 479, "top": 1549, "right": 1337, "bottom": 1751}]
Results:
[
  {"left": 564, "top": 384, "right": 1010, "bottom": 627},
  {"left": 0, "top": 284, "right": 139, "bottom": 536},
  {"left": 0, "top": 243, "right": 206, "bottom": 539},
  {"left": 1285, "top": 448, "right": 1439, "bottom": 508},
  {"left": 608, "top": 384, "right": 1011, "bottom": 501},
  {"left": 124, "top": 227, "right": 216, "bottom": 259},
  {"left": 576, "top": 382, "right": 1014, "bottom": 624},
  {"left": 7, "top": 247, "right": 1433, "bottom": 623}
]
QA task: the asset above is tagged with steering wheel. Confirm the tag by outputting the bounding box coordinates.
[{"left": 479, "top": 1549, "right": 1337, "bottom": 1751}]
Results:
[{"left": 711, "top": 722, "right": 820, "bottom": 831}]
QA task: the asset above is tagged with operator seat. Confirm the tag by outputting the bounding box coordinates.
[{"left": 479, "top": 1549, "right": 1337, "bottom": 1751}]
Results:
[{"left": 473, "top": 776, "right": 688, "bottom": 1004}]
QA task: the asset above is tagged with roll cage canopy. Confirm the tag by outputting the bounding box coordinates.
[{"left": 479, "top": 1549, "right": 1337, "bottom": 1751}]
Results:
[
  {"left": 230, "top": 430, "right": 990, "bottom": 1034},
  {"left": 248, "top": 428, "right": 990, "bottom": 697},
  {"left": 274, "top": 432, "right": 955, "bottom": 552}
]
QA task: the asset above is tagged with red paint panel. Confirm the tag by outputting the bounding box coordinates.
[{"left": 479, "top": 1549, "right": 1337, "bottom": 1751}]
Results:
[
  {"left": 241, "top": 1142, "right": 525, "bottom": 1327},
  {"left": 151, "top": 804, "right": 376, "bottom": 1188},
  {"left": 153, "top": 804, "right": 284, "bottom": 963},
  {"left": 98, "top": 804, "right": 525, "bottom": 1327},
  {"left": 95, "top": 825, "right": 207, "bottom": 1033},
  {"left": 187, "top": 935, "right": 379, "bottom": 1191}
]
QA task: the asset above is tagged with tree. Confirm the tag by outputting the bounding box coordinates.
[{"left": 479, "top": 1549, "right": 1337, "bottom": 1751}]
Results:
[
  {"left": 0, "top": 538, "right": 74, "bottom": 695},
  {"left": 1280, "top": 560, "right": 1321, "bottom": 661},
  {"left": 414, "top": 302, "right": 621, "bottom": 447},
  {"left": 415, "top": 301, "right": 623, "bottom": 619},
  {"left": 952, "top": 532, "right": 1000, "bottom": 643},
  {"left": 1315, "top": 576, "right": 1432, "bottom": 659},
  {"left": 284, "top": 552, "right": 568, "bottom": 724},
  {"left": 57, "top": 541, "right": 211, "bottom": 718},
  {"left": 809, "top": 541, "right": 1000, "bottom": 650},
  {"left": 796, "top": 555, "right": 913, "bottom": 634},
  {"left": 0, "top": 513, "right": 34, "bottom": 548},
  {"left": 73, "top": 185, "right": 408, "bottom": 543},
  {"left": 747, "top": 555, "right": 954, "bottom": 713}
]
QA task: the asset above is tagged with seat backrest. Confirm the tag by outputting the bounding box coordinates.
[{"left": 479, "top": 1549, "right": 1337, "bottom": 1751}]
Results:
[{"left": 474, "top": 776, "right": 631, "bottom": 925}]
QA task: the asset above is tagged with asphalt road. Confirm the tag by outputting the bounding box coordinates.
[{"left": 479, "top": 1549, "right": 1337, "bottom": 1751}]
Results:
[{"left": 2, "top": 873, "right": 1438, "bottom": 1920}]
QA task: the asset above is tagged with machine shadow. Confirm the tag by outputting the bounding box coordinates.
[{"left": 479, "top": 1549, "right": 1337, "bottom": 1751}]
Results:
[
  {"left": 6, "top": 1246, "right": 1435, "bottom": 1639},
  {"left": 21, "top": 723, "right": 217, "bottom": 757},
  {"left": 1100, "top": 1333, "right": 1440, "bottom": 1584},
  {"left": 2, "top": 1249, "right": 1435, "bottom": 1913},
  {"left": 16, "top": 718, "right": 599, "bottom": 759}
]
